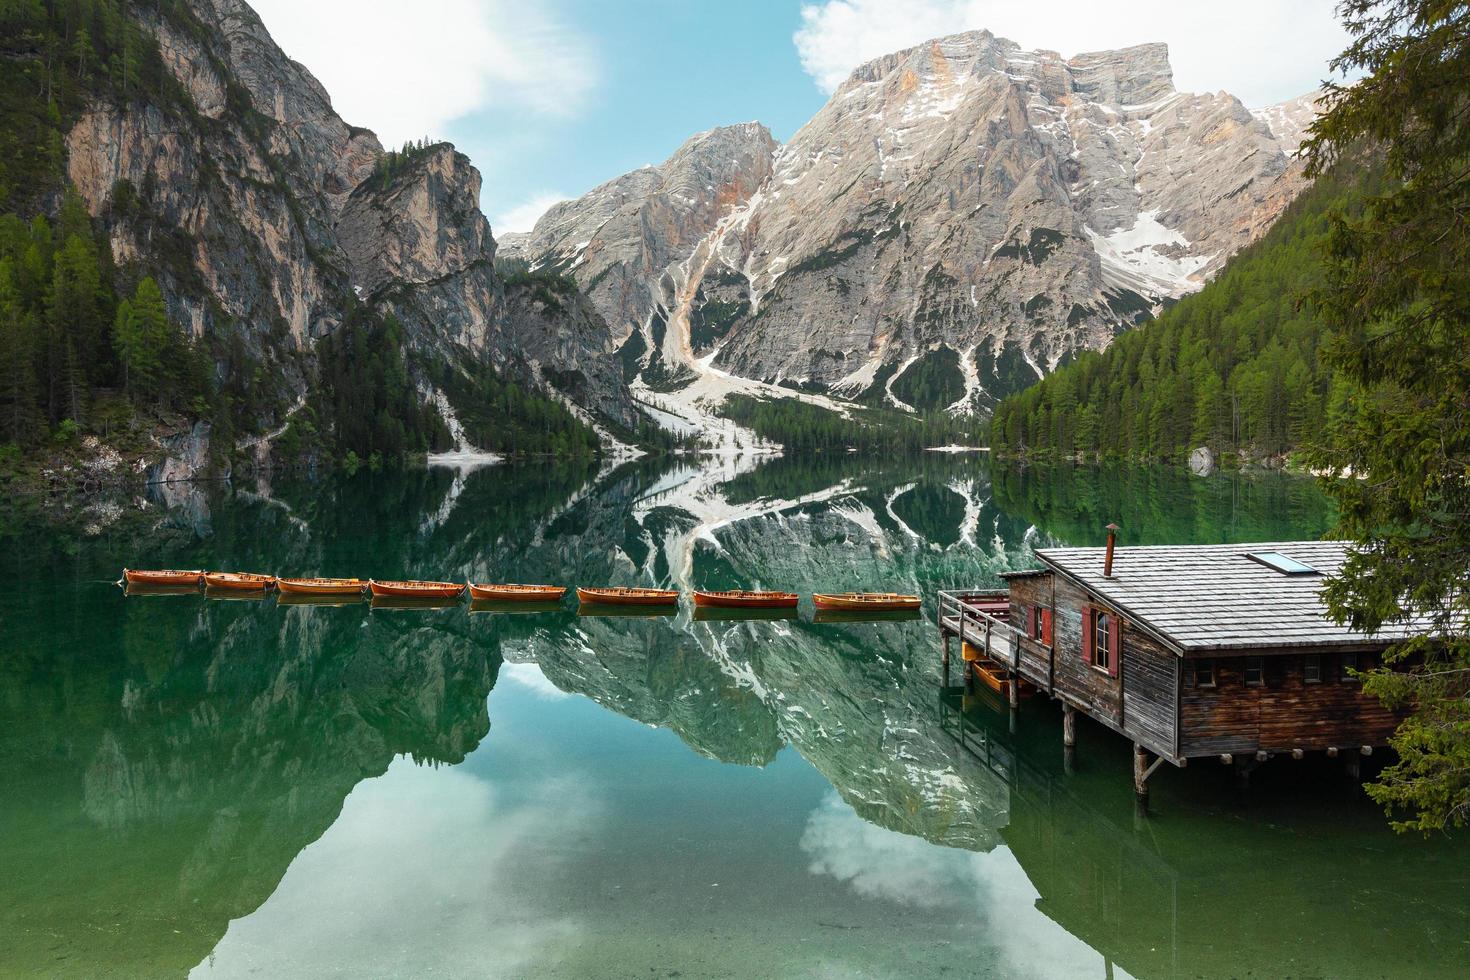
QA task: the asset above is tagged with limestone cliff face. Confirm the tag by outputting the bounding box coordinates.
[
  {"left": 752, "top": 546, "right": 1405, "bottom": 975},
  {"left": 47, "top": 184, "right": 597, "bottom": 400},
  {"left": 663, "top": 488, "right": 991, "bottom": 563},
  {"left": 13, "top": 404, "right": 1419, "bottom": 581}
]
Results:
[
  {"left": 500, "top": 122, "right": 778, "bottom": 340},
  {"left": 60, "top": 0, "right": 633, "bottom": 452},
  {"left": 338, "top": 146, "right": 637, "bottom": 429},
  {"left": 516, "top": 32, "right": 1317, "bottom": 416}
]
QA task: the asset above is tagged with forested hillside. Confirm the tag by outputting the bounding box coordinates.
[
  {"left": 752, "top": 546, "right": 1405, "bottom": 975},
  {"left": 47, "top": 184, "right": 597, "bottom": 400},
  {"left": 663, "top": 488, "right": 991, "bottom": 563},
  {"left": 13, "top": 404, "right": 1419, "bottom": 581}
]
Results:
[
  {"left": 0, "top": 0, "right": 610, "bottom": 483},
  {"left": 990, "top": 168, "right": 1374, "bottom": 461}
]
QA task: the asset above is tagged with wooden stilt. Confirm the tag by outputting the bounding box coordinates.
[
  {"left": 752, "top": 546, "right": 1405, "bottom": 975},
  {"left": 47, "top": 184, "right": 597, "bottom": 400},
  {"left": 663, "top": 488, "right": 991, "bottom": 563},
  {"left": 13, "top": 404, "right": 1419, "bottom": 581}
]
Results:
[
  {"left": 942, "top": 633, "right": 951, "bottom": 685},
  {"left": 1133, "top": 742, "right": 1151, "bottom": 811},
  {"left": 1062, "top": 703, "right": 1077, "bottom": 773}
]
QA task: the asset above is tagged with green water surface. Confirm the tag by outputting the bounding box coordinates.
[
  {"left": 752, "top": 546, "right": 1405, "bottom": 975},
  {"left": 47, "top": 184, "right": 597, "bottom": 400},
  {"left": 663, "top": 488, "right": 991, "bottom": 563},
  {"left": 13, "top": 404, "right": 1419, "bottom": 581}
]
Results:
[{"left": 2, "top": 455, "right": 1466, "bottom": 978}]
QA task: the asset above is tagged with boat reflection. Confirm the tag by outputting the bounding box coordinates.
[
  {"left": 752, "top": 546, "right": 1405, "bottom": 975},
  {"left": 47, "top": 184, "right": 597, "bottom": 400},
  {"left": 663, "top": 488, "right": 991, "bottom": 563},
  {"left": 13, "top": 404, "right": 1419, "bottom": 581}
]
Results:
[
  {"left": 123, "top": 582, "right": 200, "bottom": 598},
  {"left": 810, "top": 608, "right": 923, "bottom": 624},
  {"left": 692, "top": 605, "right": 799, "bottom": 622},
  {"left": 370, "top": 595, "right": 462, "bottom": 611},
  {"left": 470, "top": 599, "right": 570, "bottom": 615},
  {"left": 577, "top": 602, "right": 678, "bottom": 619}
]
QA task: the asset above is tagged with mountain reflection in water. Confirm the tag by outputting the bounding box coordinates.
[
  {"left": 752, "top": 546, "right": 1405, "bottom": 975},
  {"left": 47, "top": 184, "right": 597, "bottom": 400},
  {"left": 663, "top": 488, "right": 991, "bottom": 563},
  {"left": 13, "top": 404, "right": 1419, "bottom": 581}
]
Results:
[{"left": 2, "top": 455, "right": 1466, "bottom": 978}]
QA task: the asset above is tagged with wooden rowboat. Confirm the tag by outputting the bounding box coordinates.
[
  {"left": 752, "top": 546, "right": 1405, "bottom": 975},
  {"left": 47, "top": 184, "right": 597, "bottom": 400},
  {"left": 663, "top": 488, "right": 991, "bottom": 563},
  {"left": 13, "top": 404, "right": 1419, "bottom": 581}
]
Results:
[
  {"left": 369, "top": 579, "right": 466, "bottom": 599},
  {"left": 692, "top": 589, "right": 799, "bottom": 609},
  {"left": 123, "top": 568, "right": 203, "bottom": 588},
  {"left": 576, "top": 587, "right": 679, "bottom": 607},
  {"left": 203, "top": 571, "right": 277, "bottom": 591},
  {"left": 973, "top": 662, "right": 1036, "bottom": 701},
  {"left": 467, "top": 583, "right": 566, "bottom": 602},
  {"left": 812, "top": 592, "right": 920, "bottom": 612},
  {"left": 277, "top": 577, "right": 368, "bottom": 596}
]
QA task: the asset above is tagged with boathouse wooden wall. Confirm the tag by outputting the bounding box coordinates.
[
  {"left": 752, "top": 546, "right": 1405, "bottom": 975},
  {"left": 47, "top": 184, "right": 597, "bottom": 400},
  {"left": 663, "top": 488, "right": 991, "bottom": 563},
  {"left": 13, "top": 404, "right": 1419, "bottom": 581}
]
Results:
[
  {"left": 1005, "top": 570, "right": 1405, "bottom": 760},
  {"left": 1178, "top": 654, "right": 1402, "bottom": 756},
  {"left": 1008, "top": 573, "right": 1179, "bottom": 759}
]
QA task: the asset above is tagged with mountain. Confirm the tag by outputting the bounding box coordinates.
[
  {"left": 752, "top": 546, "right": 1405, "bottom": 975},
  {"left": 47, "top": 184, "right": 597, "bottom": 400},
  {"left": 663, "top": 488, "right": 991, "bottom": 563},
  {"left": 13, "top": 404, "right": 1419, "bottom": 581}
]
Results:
[
  {"left": 500, "top": 121, "right": 778, "bottom": 358},
  {"left": 2, "top": 0, "right": 636, "bottom": 480},
  {"left": 511, "top": 31, "right": 1316, "bottom": 419},
  {"left": 988, "top": 165, "right": 1370, "bottom": 462}
]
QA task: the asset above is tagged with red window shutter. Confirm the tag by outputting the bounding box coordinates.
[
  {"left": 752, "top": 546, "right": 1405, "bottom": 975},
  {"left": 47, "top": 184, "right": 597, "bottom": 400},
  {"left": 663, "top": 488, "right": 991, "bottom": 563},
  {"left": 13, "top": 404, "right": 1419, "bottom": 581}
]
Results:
[
  {"left": 1081, "top": 608, "right": 1094, "bottom": 664},
  {"left": 1042, "top": 609, "right": 1053, "bottom": 645},
  {"left": 1108, "top": 616, "right": 1121, "bottom": 678}
]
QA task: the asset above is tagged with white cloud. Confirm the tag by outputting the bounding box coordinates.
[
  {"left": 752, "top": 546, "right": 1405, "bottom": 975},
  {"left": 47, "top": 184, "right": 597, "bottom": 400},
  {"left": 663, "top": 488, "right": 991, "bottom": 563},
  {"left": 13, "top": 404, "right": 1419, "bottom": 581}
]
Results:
[
  {"left": 249, "top": 0, "right": 596, "bottom": 148},
  {"left": 492, "top": 191, "right": 568, "bottom": 235},
  {"left": 794, "top": 0, "right": 1349, "bottom": 107}
]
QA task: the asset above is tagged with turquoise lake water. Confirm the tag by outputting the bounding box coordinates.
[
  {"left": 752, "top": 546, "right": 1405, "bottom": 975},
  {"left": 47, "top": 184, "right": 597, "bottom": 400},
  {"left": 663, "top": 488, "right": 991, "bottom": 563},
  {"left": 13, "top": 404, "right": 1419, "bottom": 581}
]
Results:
[{"left": 3, "top": 455, "right": 1467, "bottom": 978}]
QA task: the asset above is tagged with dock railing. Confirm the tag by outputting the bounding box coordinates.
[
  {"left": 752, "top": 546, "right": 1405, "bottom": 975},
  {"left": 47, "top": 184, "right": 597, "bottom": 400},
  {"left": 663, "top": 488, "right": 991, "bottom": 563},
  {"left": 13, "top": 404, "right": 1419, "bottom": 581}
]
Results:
[{"left": 937, "top": 589, "right": 1020, "bottom": 670}]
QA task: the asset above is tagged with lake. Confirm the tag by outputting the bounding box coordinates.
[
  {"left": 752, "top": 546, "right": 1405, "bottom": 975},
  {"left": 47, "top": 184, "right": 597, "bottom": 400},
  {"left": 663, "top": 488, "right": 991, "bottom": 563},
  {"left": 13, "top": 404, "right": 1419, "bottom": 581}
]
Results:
[{"left": 3, "top": 455, "right": 1467, "bottom": 978}]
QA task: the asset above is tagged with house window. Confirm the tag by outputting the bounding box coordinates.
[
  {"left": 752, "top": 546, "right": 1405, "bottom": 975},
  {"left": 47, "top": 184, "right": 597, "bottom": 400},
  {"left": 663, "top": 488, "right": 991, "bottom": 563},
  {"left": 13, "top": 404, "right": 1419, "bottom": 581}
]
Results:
[
  {"left": 1031, "top": 606, "right": 1044, "bottom": 640},
  {"left": 1340, "top": 652, "right": 1360, "bottom": 682},
  {"left": 1195, "top": 660, "right": 1216, "bottom": 688},
  {"left": 1304, "top": 654, "right": 1321, "bottom": 684},
  {"left": 1244, "top": 657, "right": 1264, "bottom": 686},
  {"left": 1093, "top": 612, "right": 1112, "bottom": 673}
]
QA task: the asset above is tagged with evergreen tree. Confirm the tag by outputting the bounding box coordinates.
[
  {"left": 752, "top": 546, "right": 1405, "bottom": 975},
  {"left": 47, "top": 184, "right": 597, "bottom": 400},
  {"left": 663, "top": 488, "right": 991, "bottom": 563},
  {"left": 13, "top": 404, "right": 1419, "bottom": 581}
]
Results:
[
  {"left": 1302, "top": 0, "right": 1470, "bottom": 832},
  {"left": 0, "top": 257, "right": 41, "bottom": 445},
  {"left": 112, "top": 276, "right": 167, "bottom": 403}
]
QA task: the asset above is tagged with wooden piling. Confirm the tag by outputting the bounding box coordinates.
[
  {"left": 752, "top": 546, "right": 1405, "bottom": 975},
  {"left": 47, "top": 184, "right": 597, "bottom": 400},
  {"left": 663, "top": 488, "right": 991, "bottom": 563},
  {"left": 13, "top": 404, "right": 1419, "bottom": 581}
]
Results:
[{"left": 1133, "top": 742, "right": 1150, "bottom": 809}]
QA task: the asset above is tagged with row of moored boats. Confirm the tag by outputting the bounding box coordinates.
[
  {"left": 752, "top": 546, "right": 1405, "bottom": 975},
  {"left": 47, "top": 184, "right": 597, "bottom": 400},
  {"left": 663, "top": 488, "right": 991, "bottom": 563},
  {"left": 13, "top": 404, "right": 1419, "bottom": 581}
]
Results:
[{"left": 120, "top": 570, "right": 922, "bottom": 611}]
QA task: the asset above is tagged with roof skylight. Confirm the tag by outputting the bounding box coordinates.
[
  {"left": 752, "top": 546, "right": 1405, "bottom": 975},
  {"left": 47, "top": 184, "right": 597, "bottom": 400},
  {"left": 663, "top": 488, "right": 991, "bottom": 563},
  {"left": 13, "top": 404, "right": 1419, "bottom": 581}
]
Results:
[{"left": 1245, "top": 551, "right": 1320, "bottom": 575}]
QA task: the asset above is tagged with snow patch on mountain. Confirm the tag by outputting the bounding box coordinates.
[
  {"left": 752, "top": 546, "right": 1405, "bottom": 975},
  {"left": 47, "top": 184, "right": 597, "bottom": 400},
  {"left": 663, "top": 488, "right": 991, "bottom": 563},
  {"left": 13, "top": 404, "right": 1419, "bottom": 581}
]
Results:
[{"left": 1085, "top": 210, "right": 1214, "bottom": 296}]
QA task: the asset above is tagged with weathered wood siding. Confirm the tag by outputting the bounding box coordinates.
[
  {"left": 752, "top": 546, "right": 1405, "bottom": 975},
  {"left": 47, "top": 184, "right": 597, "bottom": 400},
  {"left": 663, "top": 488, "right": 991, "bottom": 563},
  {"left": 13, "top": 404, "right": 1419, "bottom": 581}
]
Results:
[
  {"left": 1007, "top": 576, "right": 1054, "bottom": 685},
  {"left": 1009, "top": 573, "right": 1177, "bottom": 758},
  {"left": 1120, "top": 629, "right": 1178, "bottom": 757},
  {"left": 1179, "top": 654, "right": 1402, "bottom": 756}
]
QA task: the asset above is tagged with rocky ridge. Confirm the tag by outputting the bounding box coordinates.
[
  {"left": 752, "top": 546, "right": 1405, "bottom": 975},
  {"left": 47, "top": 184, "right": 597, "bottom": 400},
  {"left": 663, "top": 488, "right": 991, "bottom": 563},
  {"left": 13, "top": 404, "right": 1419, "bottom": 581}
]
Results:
[{"left": 513, "top": 31, "right": 1319, "bottom": 418}]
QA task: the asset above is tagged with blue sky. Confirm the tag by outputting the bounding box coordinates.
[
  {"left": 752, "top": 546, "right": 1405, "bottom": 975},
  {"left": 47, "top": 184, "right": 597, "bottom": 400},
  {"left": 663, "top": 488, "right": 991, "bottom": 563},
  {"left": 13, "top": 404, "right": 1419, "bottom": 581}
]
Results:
[{"left": 250, "top": 0, "right": 1350, "bottom": 235}]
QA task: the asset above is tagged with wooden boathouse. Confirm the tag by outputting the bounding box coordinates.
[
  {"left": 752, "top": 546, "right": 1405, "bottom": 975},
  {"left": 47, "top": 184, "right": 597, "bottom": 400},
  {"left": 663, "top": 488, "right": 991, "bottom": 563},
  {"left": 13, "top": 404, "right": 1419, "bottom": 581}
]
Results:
[{"left": 938, "top": 534, "right": 1412, "bottom": 802}]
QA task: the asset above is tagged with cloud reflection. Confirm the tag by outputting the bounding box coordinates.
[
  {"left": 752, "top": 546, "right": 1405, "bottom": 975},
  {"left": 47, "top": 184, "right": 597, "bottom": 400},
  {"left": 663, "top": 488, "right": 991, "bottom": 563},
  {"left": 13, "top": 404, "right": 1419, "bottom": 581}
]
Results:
[
  {"left": 501, "top": 661, "right": 572, "bottom": 701},
  {"left": 192, "top": 757, "right": 594, "bottom": 977},
  {"left": 800, "top": 791, "right": 1125, "bottom": 979}
]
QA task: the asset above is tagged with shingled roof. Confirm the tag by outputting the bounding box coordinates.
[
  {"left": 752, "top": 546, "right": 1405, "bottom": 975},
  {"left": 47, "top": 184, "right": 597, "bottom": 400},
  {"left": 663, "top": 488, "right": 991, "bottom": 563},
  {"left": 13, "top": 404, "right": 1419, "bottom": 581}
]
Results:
[{"left": 1030, "top": 540, "right": 1416, "bottom": 653}]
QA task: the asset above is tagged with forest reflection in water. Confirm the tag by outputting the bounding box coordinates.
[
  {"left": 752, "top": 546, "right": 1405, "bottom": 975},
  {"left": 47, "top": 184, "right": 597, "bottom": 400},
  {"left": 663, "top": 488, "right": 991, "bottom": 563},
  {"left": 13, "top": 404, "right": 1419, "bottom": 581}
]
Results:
[{"left": 2, "top": 454, "right": 1465, "bottom": 978}]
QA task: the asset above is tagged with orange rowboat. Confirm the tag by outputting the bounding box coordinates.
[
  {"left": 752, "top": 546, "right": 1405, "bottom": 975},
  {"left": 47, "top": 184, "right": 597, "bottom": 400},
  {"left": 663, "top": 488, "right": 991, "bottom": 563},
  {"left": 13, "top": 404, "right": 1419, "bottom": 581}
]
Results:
[
  {"left": 123, "top": 568, "right": 203, "bottom": 588},
  {"left": 973, "top": 662, "right": 1036, "bottom": 701},
  {"left": 576, "top": 587, "right": 679, "bottom": 606},
  {"left": 203, "top": 572, "right": 277, "bottom": 591},
  {"left": 693, "top": 589, "right": 798, "bottom": 609},
  {"left": 369, "top": 579, "right": 466, "bottom": 600},
  {"left": 277, "top": 577, "right": 368, "bottom": 596},
  {"left": 467, "top": 583, "right": 566, "bottom": 602},
  {"left": 812, "top": 592, "right": 920, "bottom": 612}
]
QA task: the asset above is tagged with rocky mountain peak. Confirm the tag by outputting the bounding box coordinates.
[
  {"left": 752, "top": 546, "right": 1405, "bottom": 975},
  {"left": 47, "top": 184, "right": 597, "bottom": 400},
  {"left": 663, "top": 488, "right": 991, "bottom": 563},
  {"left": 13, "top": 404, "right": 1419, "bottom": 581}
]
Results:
[
  {"left": 500, "top": 121, "right": 777, "bottom": 338},
  {"left": 1067, "top": 42, "right": 1175, "bottom": 105},
  {"left": 339, "top": 143, "right": 494, "bottom": 302},
  {"left": 513, "top": 28, "right": 1316, "bottom": 423}
]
